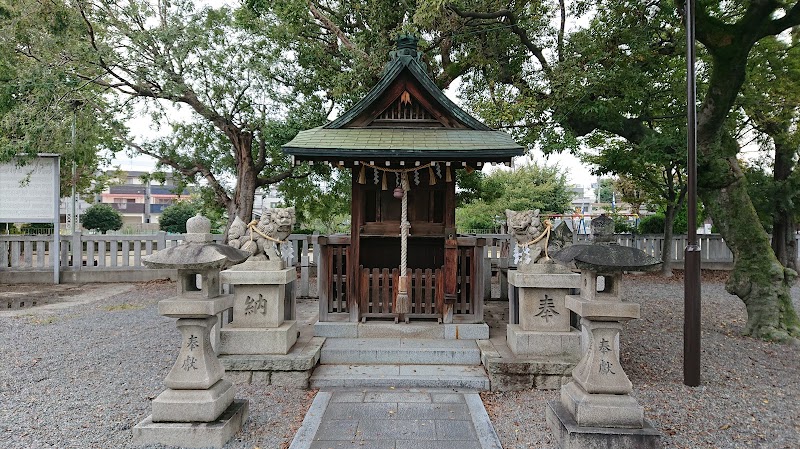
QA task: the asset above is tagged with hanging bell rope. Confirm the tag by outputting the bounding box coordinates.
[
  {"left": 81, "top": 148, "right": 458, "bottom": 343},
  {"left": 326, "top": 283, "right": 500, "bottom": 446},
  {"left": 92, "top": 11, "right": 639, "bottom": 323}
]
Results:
[{"left": 395, "top": 171, "right": 411, "bottom": 317}]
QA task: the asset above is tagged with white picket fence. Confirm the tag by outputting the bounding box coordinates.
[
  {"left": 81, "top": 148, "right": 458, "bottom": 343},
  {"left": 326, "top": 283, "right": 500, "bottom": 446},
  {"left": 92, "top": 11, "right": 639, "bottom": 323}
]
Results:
[
  {"left": 2, "top": 231, "right": 798, "bottom": 299},
  {"left": 0, "top": 231, "right": 321, "bottom": 297}
]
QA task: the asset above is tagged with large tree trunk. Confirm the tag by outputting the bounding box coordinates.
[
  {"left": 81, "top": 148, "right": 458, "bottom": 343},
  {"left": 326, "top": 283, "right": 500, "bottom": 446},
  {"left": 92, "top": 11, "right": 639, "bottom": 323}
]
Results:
[
  {"left": 699, "top": 157, "right": 800, "bottom": 341},
  {"left": 660, "top": 202, "right": 677, "bottom": 277},
  {"left": 223, "top": 134, "right": 258, "bottom": 238},
  {"left": 772, "top": 138, "right": 797, "bottom": 272}
]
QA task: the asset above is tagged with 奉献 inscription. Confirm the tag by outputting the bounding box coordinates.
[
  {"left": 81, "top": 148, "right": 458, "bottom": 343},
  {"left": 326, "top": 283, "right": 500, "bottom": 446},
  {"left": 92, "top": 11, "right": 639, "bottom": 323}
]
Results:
[{"left": 534, "top": 294, "right": 559, "bottom": 322}]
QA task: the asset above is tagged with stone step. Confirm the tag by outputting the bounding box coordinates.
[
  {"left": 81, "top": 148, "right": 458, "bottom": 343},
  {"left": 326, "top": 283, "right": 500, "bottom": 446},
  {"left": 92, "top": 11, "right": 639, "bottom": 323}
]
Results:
[
  {"left": 320, "top": 338, "right": 481, "bottom": 365},
  {"left": 309, "top": 364, "right": 490, "bottom": 390}
]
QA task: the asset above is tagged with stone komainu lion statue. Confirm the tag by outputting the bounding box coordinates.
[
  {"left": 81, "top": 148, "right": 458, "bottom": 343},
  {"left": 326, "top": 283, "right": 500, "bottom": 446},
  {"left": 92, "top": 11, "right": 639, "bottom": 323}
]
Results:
[
  {"left": 506, "top": 209, "right": 553, "bottom": 268},
  {"left": 227, "top": 207, "right": 295, "bottom": 263}
]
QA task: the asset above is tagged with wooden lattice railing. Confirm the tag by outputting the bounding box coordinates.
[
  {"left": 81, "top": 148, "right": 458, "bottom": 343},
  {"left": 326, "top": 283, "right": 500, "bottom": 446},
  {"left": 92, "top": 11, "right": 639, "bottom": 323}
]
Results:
[{"left": 317, "top": 235, "right": 485, "bottom": 323}]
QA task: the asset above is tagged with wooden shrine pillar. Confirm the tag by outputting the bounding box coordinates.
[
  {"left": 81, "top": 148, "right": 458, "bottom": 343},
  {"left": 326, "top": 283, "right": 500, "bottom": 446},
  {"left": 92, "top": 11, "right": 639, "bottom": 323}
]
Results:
[
  {"left": 349, "top": 170, "right": 362, "bottom": 322},
  {"left": 442, "top": 178, "right": 457, "bottom": 324}
]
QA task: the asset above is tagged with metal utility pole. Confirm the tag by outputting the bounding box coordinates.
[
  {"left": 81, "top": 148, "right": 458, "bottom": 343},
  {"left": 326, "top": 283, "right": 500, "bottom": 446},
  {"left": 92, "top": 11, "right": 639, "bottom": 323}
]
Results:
[
  {"left": 71, "top": 110, "right": 77, "bottom": 235},
  {"left": 684, "top": 0, "right": 702, "bottom": 387}
]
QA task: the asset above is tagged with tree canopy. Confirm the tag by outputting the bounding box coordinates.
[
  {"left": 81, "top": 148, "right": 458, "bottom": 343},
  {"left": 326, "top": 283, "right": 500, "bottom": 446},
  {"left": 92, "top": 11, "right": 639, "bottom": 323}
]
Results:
[
  {"left": 81, "top": 203, "right": 122, "bottom": 234},
  {"left": 159, "top": 201, "right": 198, "bottom": 234},
  {"left": 457, "top": 163, "right": 574, "bottom": 231},
  {"left": 0, "top": 0, "right": 123, "bottom": 195}
]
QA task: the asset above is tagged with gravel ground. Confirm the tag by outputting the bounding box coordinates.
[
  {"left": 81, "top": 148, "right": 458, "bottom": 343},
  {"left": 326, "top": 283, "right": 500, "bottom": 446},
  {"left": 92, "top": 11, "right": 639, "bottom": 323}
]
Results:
[
  {"left": 0, "top": 281, "right": 313, "bottom": 449},
  {"left": 483, "top": 271, "right": 800, "bottom": 449},
  {"left": 1, "top": 273, "right": 798, "bottom": 449}
]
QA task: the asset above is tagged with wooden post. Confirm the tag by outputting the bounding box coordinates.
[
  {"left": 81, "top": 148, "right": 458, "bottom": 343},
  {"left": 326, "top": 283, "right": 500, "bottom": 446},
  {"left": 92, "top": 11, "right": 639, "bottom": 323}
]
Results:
[
  {"left": 482, "top": 243, "right": 492, "bottom": 301},
  {"left": 317, "top": 236, "right": 329, "bottom": 322},
  {"left": 300, "top": 235, "right": 310, "bottom": 298},
  {"left": 443, "top": 230, "right": 457, "bottom": 324},
  {"left": 473, "top": 238, "right": 486, "bottom": 322},
  {"left": 349, "top": 170, "right": 362, "bottom": 322}
]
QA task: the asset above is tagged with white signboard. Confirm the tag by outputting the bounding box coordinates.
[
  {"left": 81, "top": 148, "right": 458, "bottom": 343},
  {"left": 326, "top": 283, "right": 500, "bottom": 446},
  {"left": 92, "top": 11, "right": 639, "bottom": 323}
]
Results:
[{"left": 0, "top": 156, "right": 59, "bottom": 222}]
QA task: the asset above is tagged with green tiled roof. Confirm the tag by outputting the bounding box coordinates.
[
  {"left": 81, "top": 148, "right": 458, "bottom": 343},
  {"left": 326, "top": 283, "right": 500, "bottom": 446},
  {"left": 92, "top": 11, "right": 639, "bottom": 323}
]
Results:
[
  {"left": 325, "top": 56, "right": 491, "bottom": 131},
  {"left": 282, "top": 39, "right": 524, "bottom": 161},
  {"left": 283, "top": 127, "right": 524, "bottom": 160}
]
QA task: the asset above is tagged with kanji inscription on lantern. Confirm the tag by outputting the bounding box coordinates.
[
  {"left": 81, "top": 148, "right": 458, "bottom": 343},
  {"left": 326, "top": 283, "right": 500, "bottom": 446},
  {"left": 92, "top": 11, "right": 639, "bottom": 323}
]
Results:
[
  {"left": 599, "top": 359, "right": 616, "bottom": 375},
  {"left": 181, "top": 355, "right": 198, "bottom": 371},
  {"left": 599, "top": 338, "right": 611, "bottom": 355},
  {"left": 598, "top": 337, "right": 615, "bottom": 374},
  {"left": 187, "top": 335, "right": 199, "bottom": 351},
  {"left": 244, "top": 294, "right": 268, "bottom": 315},
  {"left": 534, "top": 294, "right": 559, "bottom": 322}
]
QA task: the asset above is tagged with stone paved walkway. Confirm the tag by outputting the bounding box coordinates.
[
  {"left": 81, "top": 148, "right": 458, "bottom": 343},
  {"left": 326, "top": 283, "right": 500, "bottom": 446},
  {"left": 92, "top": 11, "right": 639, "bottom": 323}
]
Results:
[{"left": 288, "top": 388, "right": 503, "bottom": 449}]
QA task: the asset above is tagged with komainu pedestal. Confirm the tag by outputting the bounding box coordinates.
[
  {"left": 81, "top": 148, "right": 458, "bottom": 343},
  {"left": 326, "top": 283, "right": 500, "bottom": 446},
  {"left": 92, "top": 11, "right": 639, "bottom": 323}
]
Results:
[
  {"left": 219, "top": 261, "right": 297, "bottom": 355},
  {"left": 133, "top": 214, "right": 250, "bottom": 448},
  {"left": 507, "top": 264, "right": 581, "bottom": 359}
]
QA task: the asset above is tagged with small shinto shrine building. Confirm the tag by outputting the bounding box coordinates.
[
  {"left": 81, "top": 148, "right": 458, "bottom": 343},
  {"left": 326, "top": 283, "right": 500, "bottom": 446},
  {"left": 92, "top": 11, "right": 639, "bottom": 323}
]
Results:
[{"left": 283, "top": 35, "right": 523, "bottom": 324}]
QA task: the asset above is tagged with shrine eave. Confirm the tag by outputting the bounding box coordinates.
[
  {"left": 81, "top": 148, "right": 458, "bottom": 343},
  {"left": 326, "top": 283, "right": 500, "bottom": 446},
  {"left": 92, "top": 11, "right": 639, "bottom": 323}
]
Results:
[{"left": 282, "top": 127, "right": 524, "bottom": 163}]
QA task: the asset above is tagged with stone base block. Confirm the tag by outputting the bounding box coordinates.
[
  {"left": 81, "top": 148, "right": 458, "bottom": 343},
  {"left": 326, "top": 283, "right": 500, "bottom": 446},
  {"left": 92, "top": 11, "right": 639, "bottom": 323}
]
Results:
[
  {"left": 132, "top": 399, "right": 249, "bottom": 448},
  {"left": 219, "top": 337, "right": 323, "bottom": 371},
  {"left": 358, "top": 322, "right": 445, "bottom": 339},
  {"left": 565, "top": 295, "right": 640, "bottom": 320},
  {"left": 219, "top": 321, "right": 298, "bottom": 355},
  {"left": 314, "top": 321, "right": 359, "bottom": 338},
  {"left": 508, "top": 269, "right": 579, "bottom": 288},
  {"left": 220, "top": 266, "right": 295, "bottom": 285},
  {"left": 314, "top": 321, "right": 490, "bottom": 339},
  {"left": 444, "top": 323, "right": 490, "bottom": 339},
  {"left": 158, "top": 295, "right": 233, "bottom": 318},
  {"left": 506, "top": 325, "right": 581, "bottom": 358},
  {"left": 561, "top": 382, "right": 644, "bottom": 428},
  {"left": 152, "top": 379, "right": 234, "bottom": 423},
  {"left": 547, "top": 400, "right": 661, "bottom": 449}
]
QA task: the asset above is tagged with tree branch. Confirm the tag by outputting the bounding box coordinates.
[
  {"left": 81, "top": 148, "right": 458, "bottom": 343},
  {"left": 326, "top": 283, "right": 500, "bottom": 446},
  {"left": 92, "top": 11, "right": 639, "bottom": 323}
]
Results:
[
  {"left": 558, "top": 0, "right": 566, "bottom": 62},
  {"left": 125, "top": 139, "right": 233, "bottom": 209},
  {"left": 446, "top": 4, "right": 551, "bottom": 76},
  {"left": 760, "top": 1, "right": 800, "bottom": 38},
  {"left": 257, "top": 169, "right": 311, "bottom": 187},
  {"left": 308, "top": 1, "right": 368, "bottom": 59}
]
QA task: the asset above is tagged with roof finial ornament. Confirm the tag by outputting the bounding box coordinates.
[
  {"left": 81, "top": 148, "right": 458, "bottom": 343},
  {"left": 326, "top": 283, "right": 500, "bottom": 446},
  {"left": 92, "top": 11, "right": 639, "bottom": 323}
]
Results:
[{"left": 389, "top": 32, "right": 422, "bottom": 64}]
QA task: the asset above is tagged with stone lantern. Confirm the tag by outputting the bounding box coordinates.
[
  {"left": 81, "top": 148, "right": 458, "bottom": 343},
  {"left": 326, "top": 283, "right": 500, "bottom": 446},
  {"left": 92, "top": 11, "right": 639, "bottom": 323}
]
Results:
[
  {"left": 133, "top": 214, "right": 250, "bottom": 448},
  {"left": 547, "top": 214, "right": 663, "bottom": 448}
]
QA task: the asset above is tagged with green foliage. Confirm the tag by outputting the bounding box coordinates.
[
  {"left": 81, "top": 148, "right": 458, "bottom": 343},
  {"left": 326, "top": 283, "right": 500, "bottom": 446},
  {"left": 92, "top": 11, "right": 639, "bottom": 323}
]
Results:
[
  {"left": 637, "top": 214, "right": 665, "bottom": 234},
  {"left": 637, "top": 205, "right": 703, "bottom": 235},
  {"left": 455, "top": 169, "right": 485, "bottom": 207},
  {"left": 0, "top": 0, "right": 124, "bottom": 195},
  {"left": 595, "top": 178, "right": 615, "bottom": 203},
  {"left": 280, "top": 168, "right": 351, "bottom": 233},
  {"left": 742, "top": 161, "right": 800, "bottom": 233},
  {"left": 456, "top": 200, "right": 501, "bottom": 232},
  {"left": 82, "top": 204, "right": 122, "bottom": 234},
  {"left": 739, "top": 32, "right": 800, "bottom": 239},
  {"left": 456, "top": 163, "right": 574, "bottom": 231},
  {"left": 610, "top": 213, "right": 636, "bottom": 234},
  {"left": 159, "top": 202, "right": 198, "bottom": 234},
  {"left": 0, "top": 223, "right": 19, "bottom": 234},
  {"left": 17, "top": 222, "right": 55, "bottom": 235}
]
